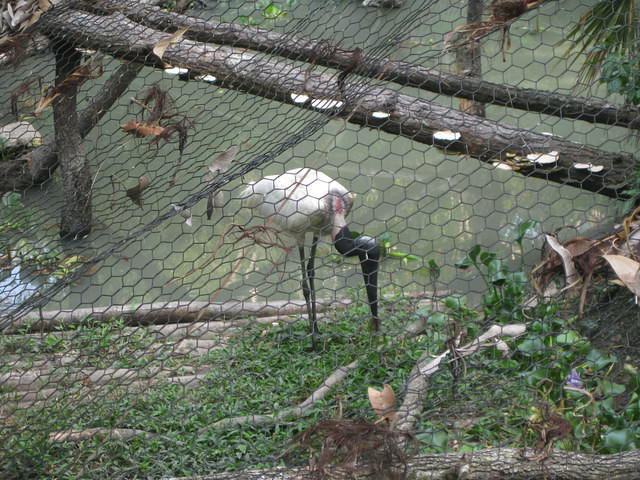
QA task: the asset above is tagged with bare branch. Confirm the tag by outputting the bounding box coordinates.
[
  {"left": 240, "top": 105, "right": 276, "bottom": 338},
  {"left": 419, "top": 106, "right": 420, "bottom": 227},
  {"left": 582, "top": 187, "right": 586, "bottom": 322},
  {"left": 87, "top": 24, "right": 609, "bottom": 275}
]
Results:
[
  {"left": 395, "top": 323, "right": 526, "bottom": 435},
  {"left": 199, "top": 360, "right": 360, "bottom": 432},
  {"left": 49, "top": 428, "right": 153, "bottom": 443}
]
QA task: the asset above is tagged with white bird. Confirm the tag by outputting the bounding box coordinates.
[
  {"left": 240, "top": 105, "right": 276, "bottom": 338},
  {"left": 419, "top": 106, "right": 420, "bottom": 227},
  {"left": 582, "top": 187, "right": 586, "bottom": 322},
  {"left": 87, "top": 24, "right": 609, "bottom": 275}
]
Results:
[{"left": 241, "top": 168, "right": 380, "bottom": 347}]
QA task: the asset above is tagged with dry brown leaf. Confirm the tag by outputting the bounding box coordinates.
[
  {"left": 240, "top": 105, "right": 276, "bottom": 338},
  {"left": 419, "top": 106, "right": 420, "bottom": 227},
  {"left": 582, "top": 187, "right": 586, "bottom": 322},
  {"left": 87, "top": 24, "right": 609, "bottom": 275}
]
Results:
[
  {"left": 153, "top": 27, "right": 190, "bottom": 61},
  {"left": 33, "top": 86, "right": 60, "bottom": 115},
  {"left": 125, "top": 176, "right": 151, "bottom": 208},
  {"left": 33, "top": 60, "right": 102, "bottom": 115},
  {"left": 208, "top": 145, "right": 240, "bottom": 175},
  {"left": 121, "top": 121, "right": 165, "bottom": 138},
  {"left": 367, "top": 384, "right": 396, "bottom": 417},
  {"left": 603, "top": 254, "right": 640, "bottom": 297}
]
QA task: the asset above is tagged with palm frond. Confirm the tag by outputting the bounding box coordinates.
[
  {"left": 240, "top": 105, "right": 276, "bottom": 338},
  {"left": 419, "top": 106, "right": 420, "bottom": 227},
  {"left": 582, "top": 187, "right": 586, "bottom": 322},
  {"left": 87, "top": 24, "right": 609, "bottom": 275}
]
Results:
[{"left": 565, "top": 0, "right": 639, "bottom": 85}]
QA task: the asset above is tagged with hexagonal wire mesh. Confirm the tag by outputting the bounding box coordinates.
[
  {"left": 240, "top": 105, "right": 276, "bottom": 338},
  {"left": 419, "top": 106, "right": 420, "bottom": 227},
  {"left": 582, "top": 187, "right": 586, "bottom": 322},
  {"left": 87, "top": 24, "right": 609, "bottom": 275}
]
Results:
[{"left": 1, "top": 0, "right": 639, "bottom": 478}]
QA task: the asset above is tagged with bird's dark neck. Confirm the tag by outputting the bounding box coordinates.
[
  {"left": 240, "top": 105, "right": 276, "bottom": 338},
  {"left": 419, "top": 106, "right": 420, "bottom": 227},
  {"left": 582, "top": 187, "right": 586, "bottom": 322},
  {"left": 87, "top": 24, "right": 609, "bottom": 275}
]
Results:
[
  {"left": 334, "top": 225, "right": 381, "bottom": 260},
  {"left": 333, "top": 225, "right": 360, "bottom": 257}
]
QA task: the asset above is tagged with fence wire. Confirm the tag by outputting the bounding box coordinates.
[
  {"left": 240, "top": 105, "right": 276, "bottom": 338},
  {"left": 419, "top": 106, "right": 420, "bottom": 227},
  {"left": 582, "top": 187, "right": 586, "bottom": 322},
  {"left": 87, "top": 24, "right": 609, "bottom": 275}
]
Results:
[{"left": 1, "top": 0, "right": 639, "bottom": 479}]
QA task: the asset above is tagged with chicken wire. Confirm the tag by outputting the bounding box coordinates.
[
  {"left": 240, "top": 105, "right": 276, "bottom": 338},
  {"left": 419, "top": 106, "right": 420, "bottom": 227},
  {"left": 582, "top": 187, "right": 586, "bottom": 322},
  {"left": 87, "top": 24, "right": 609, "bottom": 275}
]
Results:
[{"left": 1, "top": 0, "right": 639, "bottom": 478}]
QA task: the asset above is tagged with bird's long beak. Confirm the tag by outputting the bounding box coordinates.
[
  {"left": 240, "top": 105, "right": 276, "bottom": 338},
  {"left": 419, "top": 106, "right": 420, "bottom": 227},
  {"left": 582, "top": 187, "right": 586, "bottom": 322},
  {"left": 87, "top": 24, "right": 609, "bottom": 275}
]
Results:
[
  {"left": 333, "top": 226, "right": 381, "bottom": 331},
  {"left": 359, "top": 256, "right": 379, "bottom": 331}
]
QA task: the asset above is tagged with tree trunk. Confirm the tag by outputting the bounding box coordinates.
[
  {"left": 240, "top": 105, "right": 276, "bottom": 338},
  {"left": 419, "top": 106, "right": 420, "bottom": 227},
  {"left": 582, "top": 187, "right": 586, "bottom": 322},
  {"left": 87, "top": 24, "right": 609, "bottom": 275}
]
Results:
[
  {"left": 0, "top": 61, "right": 142, "bottom": 195},
  {"left": 457, "top": 0, "right": 485, "bottom": 116},
  {"left": 51, "top": 39, "right": 92, "bottom": 239},
  {"left": 35, "top": 6, "right": 636, "bottom": 199}
]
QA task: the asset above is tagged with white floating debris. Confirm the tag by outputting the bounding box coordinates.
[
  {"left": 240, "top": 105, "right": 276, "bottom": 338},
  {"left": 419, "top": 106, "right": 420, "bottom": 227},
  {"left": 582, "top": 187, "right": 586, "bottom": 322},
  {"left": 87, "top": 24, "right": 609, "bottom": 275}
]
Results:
[
  {"left": 492, "top": 162, "right": 514, "bottom": 171},
  {"left": 310, "top": 98, "right": 344, "bottom": 110},
  {"left": 589, "top": 164, "right": 605, "bottom": 173},
  {"left": 433, "top": 130, "right": 461, "bottom": 141},
  {"left": 371, "top": 111, "right": 391, "bottom": 119},
  {"left": 171, "top": 204, "right": 193, "bottom": 227},
  {"left": 573, "top": 163, "right": 591, "bottom": 170},
  {"left": 290, "top": 93, "right": 309, "bottom": 104},
  {"left": 164, "top": 66, "right": 189, "bottom": 75},
  {"left": 195, "top": 74, "right": 217, "bottom": 83},
  {"left": 0, "top": 121, "right": 42, "bottom": 148},
  {"left": 526, "top": 150, "right": 559, "bottom": 165}
]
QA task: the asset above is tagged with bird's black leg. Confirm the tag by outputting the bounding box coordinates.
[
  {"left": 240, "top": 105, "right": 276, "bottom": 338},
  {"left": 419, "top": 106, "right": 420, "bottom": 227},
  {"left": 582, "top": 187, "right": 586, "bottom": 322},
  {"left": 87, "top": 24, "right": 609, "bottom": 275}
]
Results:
[
  {"left": 299, "top": 242, "right": 318, "bottom": 349},
  {"left": 307, "top": 234, "right": 319, "bottom": 336}
]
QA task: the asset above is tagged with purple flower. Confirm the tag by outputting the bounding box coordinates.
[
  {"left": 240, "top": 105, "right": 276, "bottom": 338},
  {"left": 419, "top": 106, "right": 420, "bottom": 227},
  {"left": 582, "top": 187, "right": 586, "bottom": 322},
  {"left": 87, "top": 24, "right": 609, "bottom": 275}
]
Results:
[{"left": 565, "top": 369, "right": 583, "bottom": 388}]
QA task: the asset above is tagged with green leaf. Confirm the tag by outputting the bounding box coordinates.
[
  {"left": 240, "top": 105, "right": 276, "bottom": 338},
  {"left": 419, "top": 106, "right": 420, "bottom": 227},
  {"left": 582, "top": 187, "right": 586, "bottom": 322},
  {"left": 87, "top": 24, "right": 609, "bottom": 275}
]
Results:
[
  {"left": 444, "top": 294, "right": 467, "bottom": 310},
  {"left": 479, "top": 251, "right": 497, "bottom": 267},
  {"left": 515, "top": 220, "right": 537, "bottom": 244},
  {"left": 487, "top": 259, "right": 507, "bottom": 285},
  {"left": 456, "top": 245, "right": 481, "bottom": 269},
  {"left": 603, "top": 429, "right": 635, "bottom": 451},
  {"left": 555, "top": 330, "right": 583, "bottom": 345},
  {"left": 599, "top": 379, "right": 626, "bottom": 396},
  {"left": 428, "top": 312, "right": 448, "bottom": 327},
  {"left": 426, "top": 259, "right": 440, "bottom": 280},
  {"left": 517, "top": 337, "right": 545, "bottom": 355},
  {"left": 586, "top": 348, "right": 616, "bottom": 370},
  {"left": 263, "top": 4, "right": 285, "bottom": 18}
]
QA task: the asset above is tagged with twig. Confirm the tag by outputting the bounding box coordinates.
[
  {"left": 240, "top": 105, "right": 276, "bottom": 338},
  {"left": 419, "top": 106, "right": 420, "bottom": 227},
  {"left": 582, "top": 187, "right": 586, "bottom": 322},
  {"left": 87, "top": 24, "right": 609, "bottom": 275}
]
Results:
[
  {"left": 49, "top": 427, "right": 153, "bottom": 443},
  {"left": 198, "top": 360, "right": 360, "bottom": 433},
  {"left": 544, "top": 233, "right": 579, "bottom": 286}
]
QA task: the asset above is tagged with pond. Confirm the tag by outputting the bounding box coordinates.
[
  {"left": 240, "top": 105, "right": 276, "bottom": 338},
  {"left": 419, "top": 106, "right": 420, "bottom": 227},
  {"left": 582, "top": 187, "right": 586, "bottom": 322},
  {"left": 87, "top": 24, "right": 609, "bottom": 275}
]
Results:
[{"left": 0, "top": 0, "right": 626, "bottom": 316}]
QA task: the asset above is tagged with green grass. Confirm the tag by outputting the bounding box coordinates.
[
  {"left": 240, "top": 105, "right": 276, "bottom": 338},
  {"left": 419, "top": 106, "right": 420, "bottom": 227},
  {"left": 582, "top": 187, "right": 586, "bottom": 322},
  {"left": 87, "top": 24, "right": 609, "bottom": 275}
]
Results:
[{"left": 1, "top": 283, "right": 640, "bottom": 479}]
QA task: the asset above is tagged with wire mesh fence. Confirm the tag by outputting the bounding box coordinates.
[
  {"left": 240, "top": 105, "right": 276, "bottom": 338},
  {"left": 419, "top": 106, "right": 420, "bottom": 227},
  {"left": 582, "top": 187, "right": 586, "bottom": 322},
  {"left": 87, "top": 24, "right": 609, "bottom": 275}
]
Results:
[{"left": 1, "top": 0, "right": 639, "bottom": 478}]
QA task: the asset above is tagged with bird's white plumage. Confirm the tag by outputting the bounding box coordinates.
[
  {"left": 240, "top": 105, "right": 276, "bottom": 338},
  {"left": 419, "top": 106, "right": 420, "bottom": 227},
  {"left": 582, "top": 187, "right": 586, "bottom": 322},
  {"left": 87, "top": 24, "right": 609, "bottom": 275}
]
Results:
[{"left": 241, "top": 168, "right": 352, "bottom": 239}]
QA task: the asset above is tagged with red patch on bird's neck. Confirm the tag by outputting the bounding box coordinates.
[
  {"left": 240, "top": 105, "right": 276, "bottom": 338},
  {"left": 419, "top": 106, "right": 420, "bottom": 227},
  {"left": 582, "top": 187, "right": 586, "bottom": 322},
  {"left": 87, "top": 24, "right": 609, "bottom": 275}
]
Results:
[{"left": 332, "top": 196, "right": 345, "bottom": 215}]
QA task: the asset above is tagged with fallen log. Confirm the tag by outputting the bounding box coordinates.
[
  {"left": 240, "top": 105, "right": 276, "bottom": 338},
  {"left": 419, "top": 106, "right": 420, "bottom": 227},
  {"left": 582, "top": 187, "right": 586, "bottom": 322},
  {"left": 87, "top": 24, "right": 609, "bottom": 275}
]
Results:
[
  {"left": 34, "top": 6, "right": 635, "bottom": 198},
  {"left": 158, "top": 447, "right": 640, "bottom": 480},
  {"left": 98, "top": 0, "right": 640, "bottom": 130},
  {"left": 0, "top": 292, "right": 440, "bottom": 334}
]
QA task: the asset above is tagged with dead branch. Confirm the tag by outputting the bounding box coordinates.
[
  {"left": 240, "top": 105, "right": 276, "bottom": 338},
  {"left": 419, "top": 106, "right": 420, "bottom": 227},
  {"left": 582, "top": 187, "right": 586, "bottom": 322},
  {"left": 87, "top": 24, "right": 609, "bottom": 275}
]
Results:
[
  {"left": 34, "top": 6, "right": 637, "bottom": 198},
  {"left": 198, "top": 360, "right": 360, "bottom": 432},
  {"left": 395, "top": 323, "right": 527, "bottom": 435},
  {"left": 49, "top": 427, "right": 153, "bottom": 443},
  {"left": 97, "top": 0, "right": 640, "bottom": 130},
  {"left": 156, "top": 447, "right": 640, "bottom": 480},
  {"left": 1, "top": 292, "right": 443, "bottom": 334},
  {"left": 543, "top": 233, "right": 580, "bottom": 286}
]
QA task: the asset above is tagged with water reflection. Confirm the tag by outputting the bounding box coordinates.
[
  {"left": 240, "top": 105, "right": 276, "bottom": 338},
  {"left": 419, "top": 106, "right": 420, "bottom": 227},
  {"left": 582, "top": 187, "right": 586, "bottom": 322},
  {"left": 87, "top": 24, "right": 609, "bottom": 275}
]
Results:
[
  {"left": 0, "top": 260, "right": 39, "bottom": 312},
  {"left": 0, "top": 0, "right": 626, "bottom": 314}
]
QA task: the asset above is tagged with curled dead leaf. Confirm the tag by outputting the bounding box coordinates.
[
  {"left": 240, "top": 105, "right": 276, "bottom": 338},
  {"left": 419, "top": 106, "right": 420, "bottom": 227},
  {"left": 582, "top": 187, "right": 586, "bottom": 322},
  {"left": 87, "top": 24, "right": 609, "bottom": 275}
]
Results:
[
  {"left": 602, "top": 254, "right": 640, "bottom": 297},
  {"left": 367, "top": 384, "right": 396, "bottom": 417},
  {"left": 153, "top": 27, "right": 190, "bottom": 61},
  {"left": 121, "top": 121, "right": 165, "bottom": 138},
  {"left": 125, "top": 176, "right": 151, "bottom": 208},
  {"left": 208, "top": 145, "right": 240, "bottom": 175}
]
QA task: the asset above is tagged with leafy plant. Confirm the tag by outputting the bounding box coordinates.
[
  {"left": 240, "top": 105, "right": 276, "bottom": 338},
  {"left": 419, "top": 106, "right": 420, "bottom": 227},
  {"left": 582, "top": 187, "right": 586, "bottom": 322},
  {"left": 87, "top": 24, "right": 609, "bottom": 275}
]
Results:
[
  {"left": 565, "top": 0, "right": 640, "bottom": 103},
  {"left": 599, "top": 48, "right": 640, "bottom": 104},
  {"left": 455, "top": 244, "right": 528, "bottom": 322},
  {"left": 238, "top": 0, "right": 297, "bottom": 25},
  {"left": 620, "top": 168, "right": 640, "bottom": 213}
]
